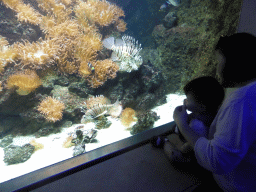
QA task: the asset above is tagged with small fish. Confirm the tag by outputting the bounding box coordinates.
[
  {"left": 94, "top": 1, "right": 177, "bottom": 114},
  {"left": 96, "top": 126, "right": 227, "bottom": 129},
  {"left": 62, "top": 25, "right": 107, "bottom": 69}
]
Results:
[{"left": 88, "top": 62, "right": 95, "bottom": 73}]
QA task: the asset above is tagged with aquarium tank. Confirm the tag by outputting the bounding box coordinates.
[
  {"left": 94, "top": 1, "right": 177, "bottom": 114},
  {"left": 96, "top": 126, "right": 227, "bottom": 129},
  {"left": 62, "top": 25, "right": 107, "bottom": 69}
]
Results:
[{"left": 0, "top": 0, "right": 242, "bottom": 184}]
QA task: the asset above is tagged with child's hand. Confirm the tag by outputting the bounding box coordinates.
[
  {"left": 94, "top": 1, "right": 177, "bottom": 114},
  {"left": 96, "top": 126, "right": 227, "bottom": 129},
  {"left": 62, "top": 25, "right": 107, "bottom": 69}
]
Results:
[{"left": 173, "top": 105, "right": 189, "bottom": 127}]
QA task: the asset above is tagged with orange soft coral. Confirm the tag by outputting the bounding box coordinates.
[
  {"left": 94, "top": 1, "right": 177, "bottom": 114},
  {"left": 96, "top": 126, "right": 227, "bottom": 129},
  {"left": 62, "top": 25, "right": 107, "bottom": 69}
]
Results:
[
  {"left": 75, "top": 32, "right": 102, "bottom": 64},
  {"left": 116, "top": 19, "right": 127, "bottom": 32},
  {"left": 0, "top": 37, "right": 18, "bottom": 72},
  {"left": 43, "top": 20, "right": 80, "bottom": 38},
  {"left": 7, "top": 70, "right": 42, "bottom": 95},
  {"left": 2, "top": 0, "right": 42, "bottom": 25},
  {"left": 37, "top": 96, "right": 65, "bottom": 122},
  {"left": 13, "top": 38, "right": 59, "bottom": 69},
  {"left": 75, "top": 0, "right": 124, "bottom": 27},
  {"left": 37, "top": 0, "right": 72, "bottom": 23},
  {"left": 79, "top": 61, "right": 93, "bottom": 77},
  {"left": 120, "top": 108, "right": 137, "bottom": 127},
  {"left": 87, "top": 59, "right": 119, "bottom": 88}
]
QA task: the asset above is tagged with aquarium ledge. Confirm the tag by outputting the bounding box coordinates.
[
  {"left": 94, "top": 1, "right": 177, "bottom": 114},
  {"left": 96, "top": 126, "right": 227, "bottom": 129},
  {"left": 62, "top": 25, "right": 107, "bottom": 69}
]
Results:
[{"left": 0, "top": 122, "right": 176, "bottom": 192}]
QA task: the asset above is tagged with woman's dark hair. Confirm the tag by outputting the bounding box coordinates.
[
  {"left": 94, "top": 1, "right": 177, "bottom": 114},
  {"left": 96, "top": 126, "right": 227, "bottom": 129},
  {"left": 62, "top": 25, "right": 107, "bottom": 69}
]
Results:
[
  {"left": 183, "top": 76, "right": 225, "bottom": 113},
  {"left": 215, "top": 32, "right": 256, "bottom": 85}
]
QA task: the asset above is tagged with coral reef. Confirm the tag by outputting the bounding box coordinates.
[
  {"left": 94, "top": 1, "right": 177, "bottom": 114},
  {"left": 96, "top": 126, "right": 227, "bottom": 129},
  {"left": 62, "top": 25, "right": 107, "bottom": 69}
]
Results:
[
  {"left": 130, "top": 111, "right": 160, "bottom": 135},
  {"left": 2, "top": 0, "right": 42, "bottom": 25},
  {"left": 37, "top": 96, "right": 65, "bottom": 122},
  {"left": 0, "top": 35, "right": 18, "bottom": 72},
  {"left": 6, "top": 70, "right": 42, "bottom": 95},
  {"left": 120, "top": 107, "right": 137, "bottom": 127},
  {"left": 74, "top": 0, "right": 124, "bottom": 27},
  {"left": 1, "top": 0, "right": 127, "bottom": 88},
  {"left": 87, "top": 59, "right": 119, "bottom": 88}
]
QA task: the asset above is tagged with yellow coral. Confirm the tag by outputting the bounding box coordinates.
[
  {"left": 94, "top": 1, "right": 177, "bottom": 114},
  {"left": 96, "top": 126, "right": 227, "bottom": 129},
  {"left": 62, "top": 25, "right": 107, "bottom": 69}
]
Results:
[
  {"left": 120, "top": 108, "right": 137, "bottom": 127},
  {"left": 87, "top": 59, "right": 119, "bottom": 88},
  {"left": 7, "top": 70, "right": 42, "bottom": 95},
  {"left": 37, "top": 96, "right": 65, "bottom": 122}
]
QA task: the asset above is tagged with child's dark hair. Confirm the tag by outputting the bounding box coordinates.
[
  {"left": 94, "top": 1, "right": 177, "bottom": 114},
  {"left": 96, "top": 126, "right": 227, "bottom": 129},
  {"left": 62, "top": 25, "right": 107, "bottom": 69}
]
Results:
[{"left": 183, "top": 76, "right": 225, "bottom": 113}]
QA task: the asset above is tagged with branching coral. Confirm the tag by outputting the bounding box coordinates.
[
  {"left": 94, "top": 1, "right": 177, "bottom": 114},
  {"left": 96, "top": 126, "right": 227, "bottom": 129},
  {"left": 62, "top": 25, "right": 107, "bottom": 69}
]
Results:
[
  {"left": 120, "top": 108, "right": 137, "bottom": 127},
  {"left": 6, "top": 70, "right": 42, "bottom": 95},
  {"left": 37, "top": 96, "right": 65, "bottom": 122},
  {"left": 87, "top": 59, "right": 119, "bottom": 88}
]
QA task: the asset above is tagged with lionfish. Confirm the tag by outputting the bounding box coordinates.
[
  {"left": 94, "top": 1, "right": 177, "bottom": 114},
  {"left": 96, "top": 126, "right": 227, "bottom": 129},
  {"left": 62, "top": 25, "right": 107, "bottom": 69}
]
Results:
[
  {"left": 81, "top": 95, "right": 122, "bottom": 123},
  {"left": 102, "top": 35, "right": 143, "bottom": 72}
]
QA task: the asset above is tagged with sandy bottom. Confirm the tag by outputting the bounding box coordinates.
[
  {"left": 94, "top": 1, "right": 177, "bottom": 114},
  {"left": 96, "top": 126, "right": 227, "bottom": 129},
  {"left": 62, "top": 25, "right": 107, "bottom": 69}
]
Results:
[{"left": 0, "top": 93, "right": 186, "bottom": 183}]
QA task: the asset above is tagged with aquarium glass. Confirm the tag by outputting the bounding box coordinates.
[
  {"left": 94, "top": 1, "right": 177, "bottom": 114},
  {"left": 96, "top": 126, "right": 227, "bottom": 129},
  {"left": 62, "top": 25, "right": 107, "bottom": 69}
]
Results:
[{"left": 0, "top": 0, "right": 242, "bottom": 184}]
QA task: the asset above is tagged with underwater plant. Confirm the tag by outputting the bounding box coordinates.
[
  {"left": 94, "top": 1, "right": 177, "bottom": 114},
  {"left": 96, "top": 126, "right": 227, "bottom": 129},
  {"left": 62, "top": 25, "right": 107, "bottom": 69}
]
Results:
[
  {"left": 37, "top": 96, "right": 65, "bottom": 122},
  {"left": 6, "top": 70, "right": 42, "bottom": 95}
]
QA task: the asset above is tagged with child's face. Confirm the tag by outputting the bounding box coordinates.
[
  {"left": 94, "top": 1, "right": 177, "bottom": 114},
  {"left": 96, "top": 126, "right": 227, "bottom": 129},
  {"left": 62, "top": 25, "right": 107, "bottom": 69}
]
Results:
[{"left": 184, "top": 93, "right": 206, "bottom": 113}]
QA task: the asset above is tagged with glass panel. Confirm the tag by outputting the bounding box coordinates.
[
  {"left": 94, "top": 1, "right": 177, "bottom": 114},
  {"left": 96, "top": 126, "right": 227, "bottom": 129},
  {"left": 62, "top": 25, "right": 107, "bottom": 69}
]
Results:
[{"left": 0, "top": 0, "right": 242, "bottom": 184}]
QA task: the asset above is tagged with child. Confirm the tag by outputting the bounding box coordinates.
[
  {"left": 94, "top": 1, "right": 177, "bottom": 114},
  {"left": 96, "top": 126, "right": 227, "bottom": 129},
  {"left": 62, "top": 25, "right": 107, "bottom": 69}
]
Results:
[{"left": 151, "top": 76, "right": 225, "bottom": 163}]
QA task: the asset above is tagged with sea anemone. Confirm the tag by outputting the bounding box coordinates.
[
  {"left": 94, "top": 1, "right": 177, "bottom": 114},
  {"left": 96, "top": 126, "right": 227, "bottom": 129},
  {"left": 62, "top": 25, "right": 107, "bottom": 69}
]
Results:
[
  {"left": 37, "top": 96, "right": 65, "bottom": 122},
  {"left": 7, "top": 70, "right": 42, "bottom": 95},
  {"left": 120, "top": 108, "right": 137, "bottom": 127}
]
